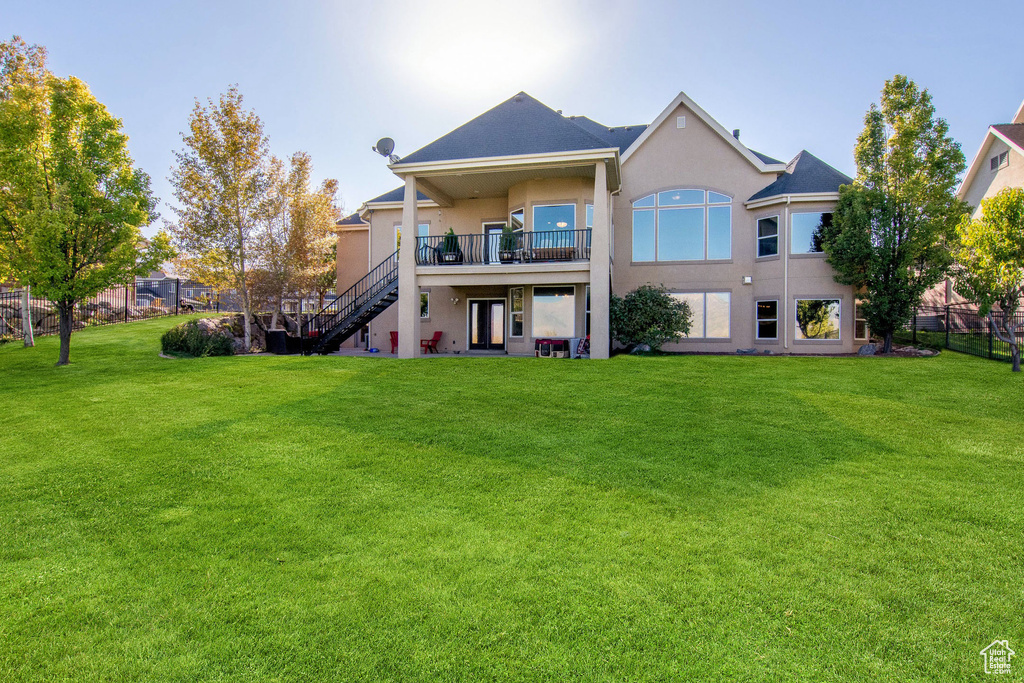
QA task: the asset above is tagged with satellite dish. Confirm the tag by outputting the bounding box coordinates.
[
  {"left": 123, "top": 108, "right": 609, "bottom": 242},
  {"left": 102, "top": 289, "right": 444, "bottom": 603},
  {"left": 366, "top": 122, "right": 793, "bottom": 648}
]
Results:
[{"left": 373, "top": 137, "right": 395, "bottom": 157}]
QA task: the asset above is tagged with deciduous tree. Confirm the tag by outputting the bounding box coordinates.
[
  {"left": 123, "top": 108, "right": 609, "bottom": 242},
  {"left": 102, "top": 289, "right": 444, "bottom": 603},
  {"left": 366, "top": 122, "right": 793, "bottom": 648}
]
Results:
[
  {"left": 170, "top": 86, "right": 269, "bottom": 351},
  {"left": 0, "top": 35, "right": 49, "bottom": 347},
  {"left": 253, "top": 151, "right": 338, "bottom": 329},
  {"left": 953, "top": 188, "right": 1024, "bottom": 372},
  {"left": 819, "top": 75, "right": 969, "bottom": 352},
  {"left": 1, "top": 46, "right": 166, "bottom": 365}
]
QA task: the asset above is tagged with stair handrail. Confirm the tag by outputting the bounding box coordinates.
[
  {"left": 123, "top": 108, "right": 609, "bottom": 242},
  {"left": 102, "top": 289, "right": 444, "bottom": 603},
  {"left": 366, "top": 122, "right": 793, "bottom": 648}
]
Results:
[{"left": 302, "top": 250, "right": 399, "bottom": 341}]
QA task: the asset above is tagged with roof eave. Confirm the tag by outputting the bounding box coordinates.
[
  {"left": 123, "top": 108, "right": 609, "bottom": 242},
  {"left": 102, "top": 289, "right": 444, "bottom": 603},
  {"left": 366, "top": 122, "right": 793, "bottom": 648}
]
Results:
[{"left": 745, "top": 191, "right": 841, "bottom": 209}]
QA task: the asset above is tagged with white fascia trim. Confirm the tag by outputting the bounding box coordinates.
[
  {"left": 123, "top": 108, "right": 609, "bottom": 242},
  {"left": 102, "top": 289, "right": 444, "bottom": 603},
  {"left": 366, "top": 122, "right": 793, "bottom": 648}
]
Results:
[
  {"left": 744, "top": 192, "right": 840, "bottom": 210},
  {"left": 333, "top": 224, "right": 369, "bottom": 233},
  {"left": 621, "top": 91, "right": 788, "bottom": 174},
  {"left": 358, "top": 199, "right": 438, "bottom": 215},
  {"left": 388, "top": 148, "right": 620, "bottom": 176},
  {"left": 957, "top": 129, "right": 997, "bottom": 200},
  {"left": 1014, "top": 99, "right": 1024, "bottom": 125},
  {"left": 990, "top": 127, "right": 1024, "bottom": 157}
]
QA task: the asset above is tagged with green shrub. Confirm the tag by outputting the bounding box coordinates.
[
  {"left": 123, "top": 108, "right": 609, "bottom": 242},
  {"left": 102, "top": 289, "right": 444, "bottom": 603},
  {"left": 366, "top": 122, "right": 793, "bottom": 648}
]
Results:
[
  {"left": 610, "top": 284, "right": 691, "bottom": 353},
  {"left": 161, "top": 320, "right": 234, "bottom": 357}
]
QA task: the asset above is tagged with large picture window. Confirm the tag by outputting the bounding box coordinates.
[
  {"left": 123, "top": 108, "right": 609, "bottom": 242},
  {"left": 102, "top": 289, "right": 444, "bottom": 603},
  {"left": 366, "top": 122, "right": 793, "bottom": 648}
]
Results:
[
  {"left": 632, "top": 190, "right": 731, "bottom": 262},
  {"left": 671, "top": 292, "right": 731, "bottom": 339},
  {"left": 791, "top": 213, "right": 832, "bottom": 254},
  {"left": 795, "top": 299, "right": 841, "bottom": 340},
  {"left": 854, "top": 300, "right": 869, "bottom": 340},
  {"left": 532, "top": 286, "right": 575, "bottom": 337},
  {"left": 397, "top": 223, "right": 430, "bottom": 254}
]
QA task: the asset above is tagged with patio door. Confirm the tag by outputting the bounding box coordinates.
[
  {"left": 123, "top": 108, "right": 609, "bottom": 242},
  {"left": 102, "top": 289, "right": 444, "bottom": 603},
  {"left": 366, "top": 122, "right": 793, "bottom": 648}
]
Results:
[
  {"left": 469, "top": 299, "right": 505, "bottom": 350},
  {"left": 484, "top": 223, "right": 504, "bottom": 264}
]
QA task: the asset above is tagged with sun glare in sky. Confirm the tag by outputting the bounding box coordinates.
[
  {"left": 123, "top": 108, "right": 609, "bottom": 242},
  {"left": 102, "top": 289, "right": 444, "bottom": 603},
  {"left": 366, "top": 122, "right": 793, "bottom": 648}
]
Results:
[{"left": 381, "top": 0, "right": 587, "bottom": 107}]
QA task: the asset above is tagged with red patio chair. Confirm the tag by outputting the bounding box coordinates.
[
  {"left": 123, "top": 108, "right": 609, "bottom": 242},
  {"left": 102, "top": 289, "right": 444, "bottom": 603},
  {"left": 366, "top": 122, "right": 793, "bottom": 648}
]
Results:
[
  {"left": 390, "top": 330, "right": 398, "bottom": 354},
  {"left": 420, "top": 330, "right": 442, "bottom": 354}
]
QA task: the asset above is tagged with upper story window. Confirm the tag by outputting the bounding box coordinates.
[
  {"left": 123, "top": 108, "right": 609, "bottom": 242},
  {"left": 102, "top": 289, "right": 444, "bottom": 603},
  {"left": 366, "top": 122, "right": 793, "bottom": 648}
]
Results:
[
  {"left": 632, "top": 190, "right": 732, "bottom": 262},
  {"left": 509, "top": 208, "right": 525, "bottom": 232},
  {"left": 533, "top": 204, "right": 575, "bottom": 232},
  {"left": 790, "top": 212, "right": 832, "bottom": 254},
  {"left": 991, "top": 151, "right": 1009, "bottom": 171},
  {"left": 757, "top": 216, "right": 779, "bottom": 257},
  {"left": 396, "top": 223, "right": 429, "bottom": 251}
]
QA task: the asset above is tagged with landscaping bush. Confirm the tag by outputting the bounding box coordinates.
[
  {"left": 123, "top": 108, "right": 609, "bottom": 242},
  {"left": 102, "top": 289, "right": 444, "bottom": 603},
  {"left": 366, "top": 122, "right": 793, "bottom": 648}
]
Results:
[
  {"left": 161, "top": 319, "right": 235, "bottom": 357},
  {"left": 610, "top": 284, "right": 691, "bottom": 352}
]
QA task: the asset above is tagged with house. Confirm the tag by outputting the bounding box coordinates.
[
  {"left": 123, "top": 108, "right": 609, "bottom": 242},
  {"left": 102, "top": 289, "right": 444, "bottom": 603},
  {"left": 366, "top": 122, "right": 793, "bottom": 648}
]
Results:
[
  {"left": 323, "top": 91, "right": 865, "bottom": 358},
  {"left": 924, "top": 98, "right": 1024, "bottom": 307}
]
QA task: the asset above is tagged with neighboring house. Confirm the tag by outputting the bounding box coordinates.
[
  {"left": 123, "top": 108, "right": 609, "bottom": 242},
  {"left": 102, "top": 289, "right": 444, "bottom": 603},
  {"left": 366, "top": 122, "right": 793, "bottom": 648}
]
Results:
[
  {"left": 924, "top": 98, "right": 1024, "bottom": 307},
  {"left": 329, "top": 91, "right": 863, "bottom": 358}
]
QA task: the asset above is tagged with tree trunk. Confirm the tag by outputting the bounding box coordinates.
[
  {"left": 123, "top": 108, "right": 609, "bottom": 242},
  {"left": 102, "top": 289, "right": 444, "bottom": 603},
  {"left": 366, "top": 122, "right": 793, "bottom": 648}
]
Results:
[
  {"left": 242, "top": 308, "right": 252, "bottom": 352},
  {"left": 882, "top": 331, "right": 894, "bottom": 354},
  {"left": 21, "top": 286, "right": 35, "bottom": 348},
  {"left": 56, "top": 299, "right": 74, "bottom": 366},
  {"left": 270, "top": 309, "right": 279, "bottom": 331}
]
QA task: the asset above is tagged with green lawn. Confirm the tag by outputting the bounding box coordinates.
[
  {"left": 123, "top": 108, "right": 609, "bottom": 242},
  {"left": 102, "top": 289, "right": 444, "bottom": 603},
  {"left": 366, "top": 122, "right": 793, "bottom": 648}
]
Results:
[{"left": 1, "top": 317, "right": 1021, "bottom": 681}]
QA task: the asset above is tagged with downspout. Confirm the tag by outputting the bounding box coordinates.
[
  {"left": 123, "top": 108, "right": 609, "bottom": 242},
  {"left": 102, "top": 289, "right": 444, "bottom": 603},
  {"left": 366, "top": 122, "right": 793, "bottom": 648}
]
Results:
[{"left": 783, "top": 196, "right": 791, "bottom": 350}]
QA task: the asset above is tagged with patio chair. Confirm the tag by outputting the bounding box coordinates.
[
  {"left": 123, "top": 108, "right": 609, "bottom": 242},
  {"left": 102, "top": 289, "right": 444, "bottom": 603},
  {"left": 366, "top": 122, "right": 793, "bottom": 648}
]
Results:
[
  {"left": 390, "top": 330, "right": 398, "bottom": 354},
  {"left": 420, "top": 330, "right": 442, "bottom": 354}
]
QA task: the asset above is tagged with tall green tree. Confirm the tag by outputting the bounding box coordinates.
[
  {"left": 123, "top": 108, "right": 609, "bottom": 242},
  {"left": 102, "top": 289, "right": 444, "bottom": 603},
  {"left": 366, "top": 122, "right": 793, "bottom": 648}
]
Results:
[
  {"left": 170, "top": 86, "right": 270, "bottom": 351},
  {"left": 819, "top": 75, "right": 969, "bottom": 353},
  {"left": 953, "top": 188, "right": 1024, "bottom": 372},
  {"left": 0, "top": 35, "right": 49, "bottom": 347},
  {"left": 26, "top": 77, "right": 165, "bottom": 365}
]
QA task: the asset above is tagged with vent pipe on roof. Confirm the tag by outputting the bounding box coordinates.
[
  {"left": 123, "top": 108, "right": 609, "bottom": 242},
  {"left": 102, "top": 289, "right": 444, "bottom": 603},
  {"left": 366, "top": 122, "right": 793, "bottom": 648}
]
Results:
[{"left": 732, "top": 129, "right": 740, "bottom": 139}]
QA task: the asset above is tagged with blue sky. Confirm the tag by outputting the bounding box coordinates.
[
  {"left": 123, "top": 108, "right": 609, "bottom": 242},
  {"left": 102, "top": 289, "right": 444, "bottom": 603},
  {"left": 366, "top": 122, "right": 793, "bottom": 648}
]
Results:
[{"left": 5, "top": 0, "right": 1023, "bottom": 234}]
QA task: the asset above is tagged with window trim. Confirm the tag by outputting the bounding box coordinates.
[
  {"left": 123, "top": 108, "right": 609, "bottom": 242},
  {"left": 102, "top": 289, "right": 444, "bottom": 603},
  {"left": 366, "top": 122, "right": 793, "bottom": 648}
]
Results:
[
  {"left": 531, "top": 284, "right": 576, "bottom": 339},
  {"left": 793, "top": 297, "right": 842, "bottom": 342},
  {"left": 531, "top": 202, "right": 577, "bottom": 232},
  {"left": 631, "top": 188, "right": 733, "bottom": 263},
  {"left": 755, "top": 299, "right": 779, "bottom": 340},
  {"left": 756, "top": 215, "right": 781, "bottom": 259},
  {"left": 509, "top": 286, "right": 524, "bottom": 338},
  {"left": 854, "top": 299, "right": 869, "bottom": 341}
]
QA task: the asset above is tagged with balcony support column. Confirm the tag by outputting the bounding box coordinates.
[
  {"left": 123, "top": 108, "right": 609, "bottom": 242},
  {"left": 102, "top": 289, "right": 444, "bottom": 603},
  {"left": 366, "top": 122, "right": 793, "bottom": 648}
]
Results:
[
  {"left": 590, "top": 161, "right": 611, "bottom": 359},
  {"left": 398, "top": 175, "right": 421, "bottom": 358}
]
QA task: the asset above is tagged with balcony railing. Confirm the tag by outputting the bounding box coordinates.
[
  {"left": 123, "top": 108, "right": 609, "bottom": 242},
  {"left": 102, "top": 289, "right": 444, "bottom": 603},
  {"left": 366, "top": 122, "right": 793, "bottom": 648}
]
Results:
[{"left": 415, "top": 229, "right": 591, "bottom": 266}]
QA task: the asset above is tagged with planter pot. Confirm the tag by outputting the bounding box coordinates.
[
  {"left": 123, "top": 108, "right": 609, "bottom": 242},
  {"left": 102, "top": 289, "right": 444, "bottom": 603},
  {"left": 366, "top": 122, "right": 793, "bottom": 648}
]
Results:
[{"left": 499, "top": 251, "right": 515, "bottom": 263}]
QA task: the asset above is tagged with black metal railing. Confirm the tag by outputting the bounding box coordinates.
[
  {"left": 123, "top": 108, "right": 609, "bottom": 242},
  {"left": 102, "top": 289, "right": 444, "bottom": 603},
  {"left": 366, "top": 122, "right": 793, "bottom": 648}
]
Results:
[
  {"left": 415, "top": 228, "right": 591, "bottom": 266},
  {"left": 903, "top": 304, "right": 1024, "bottom": 363},
  {"left": 302, "top": 250, "right": 399, "bottom": 340},
  {"left": 0, "top": 280, "right": 230, "bottom": 339}
]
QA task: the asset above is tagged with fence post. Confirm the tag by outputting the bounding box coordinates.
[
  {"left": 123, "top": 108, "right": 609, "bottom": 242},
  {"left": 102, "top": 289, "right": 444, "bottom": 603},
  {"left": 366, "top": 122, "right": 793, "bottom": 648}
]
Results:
[
  {"left": 989, "top": 321, "right": 994, "bottom": 359},
  {"left": 175, "top": 278, "right": 180, "bottom": 316},
  {"left": 124, "top": 285, "right": 129, "bottom": 323},
  {"left": 945, "top": 306, "right": 950, "bottom": 349},
  {"left": 912, "top": 311, "right": 918, "bottom": 344}
]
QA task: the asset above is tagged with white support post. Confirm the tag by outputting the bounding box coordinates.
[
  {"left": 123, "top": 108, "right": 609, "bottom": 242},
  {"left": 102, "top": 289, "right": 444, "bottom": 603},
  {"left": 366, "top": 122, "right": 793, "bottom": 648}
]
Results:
[
  {"left": 398, "top": 175, "right": 420, "bottom": 358},
  {"left": 590, "top": 161, "right": 611, "bottom": 359}
]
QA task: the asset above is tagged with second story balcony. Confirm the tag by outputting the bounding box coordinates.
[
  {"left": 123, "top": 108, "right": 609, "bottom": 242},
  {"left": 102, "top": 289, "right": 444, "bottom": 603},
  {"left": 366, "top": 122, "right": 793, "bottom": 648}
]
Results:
[{"left": 415, "top": 228, "right": 591, "bottom": 267}]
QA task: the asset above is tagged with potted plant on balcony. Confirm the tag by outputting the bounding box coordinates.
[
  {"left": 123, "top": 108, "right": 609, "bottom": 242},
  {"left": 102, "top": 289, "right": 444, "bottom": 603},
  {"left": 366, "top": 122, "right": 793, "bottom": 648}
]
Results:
[
  {"left": 440, "top": 228, "right": 463, "bottom": 264},
  {"left": 499, "top": 225, "right": 517, "bottom": 263}
]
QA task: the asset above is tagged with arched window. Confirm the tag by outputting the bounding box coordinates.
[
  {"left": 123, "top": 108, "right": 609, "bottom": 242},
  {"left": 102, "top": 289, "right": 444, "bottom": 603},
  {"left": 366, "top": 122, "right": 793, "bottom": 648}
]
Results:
[{"left": 632, "top": 190, "right": 731, "bottom": 262}]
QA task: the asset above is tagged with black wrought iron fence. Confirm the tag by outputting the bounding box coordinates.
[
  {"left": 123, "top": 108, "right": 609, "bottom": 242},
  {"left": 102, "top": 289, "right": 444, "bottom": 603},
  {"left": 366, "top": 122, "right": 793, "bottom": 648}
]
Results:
[
  {"left": 908, "top": 304, "right": 1023, "bottom": 363},
  {"left": 415, "top": 229, "right": 591, "bottom": 266},
  {"left": 0, "top": 281, "right": 225, "bottom": 338}
]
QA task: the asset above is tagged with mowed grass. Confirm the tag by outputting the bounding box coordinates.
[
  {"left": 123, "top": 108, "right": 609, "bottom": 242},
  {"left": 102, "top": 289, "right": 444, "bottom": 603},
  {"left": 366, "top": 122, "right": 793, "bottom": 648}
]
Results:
[{"left": 1, "top": 317, "right": 1021, "bottom": 681}]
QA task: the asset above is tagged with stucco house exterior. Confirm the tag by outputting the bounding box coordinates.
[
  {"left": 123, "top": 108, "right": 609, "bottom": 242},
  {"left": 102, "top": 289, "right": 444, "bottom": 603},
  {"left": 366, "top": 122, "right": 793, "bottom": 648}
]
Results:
[{"left": 323, "top": 91, "right": 865, "bottom": 358}]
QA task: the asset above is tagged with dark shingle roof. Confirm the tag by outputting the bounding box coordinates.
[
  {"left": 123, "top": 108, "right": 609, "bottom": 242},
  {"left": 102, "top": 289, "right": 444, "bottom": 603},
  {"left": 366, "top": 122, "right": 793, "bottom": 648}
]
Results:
[
  {"left": 748, "top": 150, "right": 852, "bottom": 201},
  {"left": 993, "top": 123, "right": 1024, "bottom": 151},
  {"left": 336, "top": 212, "right": 368, "bottom": 226},
  {"left": 565, "top": 116, "right": 647, "bottom": 154},
  {"left": 366, "top": 187, "right": 430, "bottom": 204},
  {"left": 750, "top": 149, "right": 784, "bottom": 165},
  {"left": 396, "top": 92, "right": 615, "bottom": 165}
]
